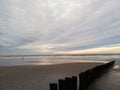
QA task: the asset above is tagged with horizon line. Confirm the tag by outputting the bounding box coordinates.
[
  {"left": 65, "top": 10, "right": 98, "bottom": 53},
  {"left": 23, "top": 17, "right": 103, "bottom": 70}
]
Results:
[{"left": 0, "top": 53, "right": 120, "bottom": 57}]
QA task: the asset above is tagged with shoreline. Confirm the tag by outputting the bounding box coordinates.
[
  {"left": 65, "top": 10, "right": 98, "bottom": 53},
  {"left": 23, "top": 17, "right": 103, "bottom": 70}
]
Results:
[{"left": 0, "top": 61, "right": 105, "bottom": 67}]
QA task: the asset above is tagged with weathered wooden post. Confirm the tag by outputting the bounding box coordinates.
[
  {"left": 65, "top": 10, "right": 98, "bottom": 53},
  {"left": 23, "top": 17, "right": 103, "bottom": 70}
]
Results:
[
  {"left": 79, "top": 72, "right": 86, "bottom": 90},
  {"left": 58, "top": 79, "right": 66, "bottom": 90},
  {"left": 50, "top": 83, "right": 58, "bottom": 90},
  {"left": 85, "top": 70, "right": 91, "bottom": 88},
  {"left": 91, "top": 68, "right": 95, "bottom": 83},
  {"left": 72, "top": 76, "right": 77, "bottom": 90},
  {"left": 65, "top": 77, "right": 72, "bottom": 90}
]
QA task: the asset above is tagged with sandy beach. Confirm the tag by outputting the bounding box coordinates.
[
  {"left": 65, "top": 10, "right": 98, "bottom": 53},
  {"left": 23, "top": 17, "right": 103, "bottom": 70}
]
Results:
[{"left": 0, "top": 62, "right": 103, "bottom": 90}]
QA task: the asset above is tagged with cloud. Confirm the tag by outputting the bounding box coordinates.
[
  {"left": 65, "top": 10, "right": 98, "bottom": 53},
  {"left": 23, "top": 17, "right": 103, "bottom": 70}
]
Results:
[
  {"left": 0, "top": 0, "right": 120, "bottom": 54},
  {"left": 56, "top": 44, "right": 120, "bottom": 54}
]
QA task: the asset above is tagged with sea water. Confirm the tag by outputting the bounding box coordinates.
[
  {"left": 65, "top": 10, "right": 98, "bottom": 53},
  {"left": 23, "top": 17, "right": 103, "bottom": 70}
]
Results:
[{"left": 0, "top": 55, "right": 120, "bottom": 66}]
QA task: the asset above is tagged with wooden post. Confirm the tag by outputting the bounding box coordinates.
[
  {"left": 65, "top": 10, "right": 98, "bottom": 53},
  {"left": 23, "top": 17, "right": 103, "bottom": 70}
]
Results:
[
  {"left": 79, "top": 72, "right": 86, "bottom": 90},
  {"left": 72, "top": 76, "right": 77, "bottom": 90},
  {"left": 50, "top": 83, "right": 58, "bottom": 90},
  {"left": 58, "top": 79, "right": 66, "bottom": 90},
  {"left": 65, "top": 77, "right": 72, "bottom": 90}
]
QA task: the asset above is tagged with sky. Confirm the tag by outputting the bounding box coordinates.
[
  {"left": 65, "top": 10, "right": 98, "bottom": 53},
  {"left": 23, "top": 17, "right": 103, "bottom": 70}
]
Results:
[{"left": 0, "top": 0, "right": 120, "bottom": 55}]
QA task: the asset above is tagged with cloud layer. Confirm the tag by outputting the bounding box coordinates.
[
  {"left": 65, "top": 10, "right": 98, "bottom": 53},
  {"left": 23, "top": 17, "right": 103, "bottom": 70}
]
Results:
[{"left": 0, "top": 0, "right": 120, "bottom": 55}]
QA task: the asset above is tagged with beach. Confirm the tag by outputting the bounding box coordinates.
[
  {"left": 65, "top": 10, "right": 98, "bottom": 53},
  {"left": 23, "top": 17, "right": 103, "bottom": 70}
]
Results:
[{"left": 0, "top": 62, "right": 102, "bottom": 90}]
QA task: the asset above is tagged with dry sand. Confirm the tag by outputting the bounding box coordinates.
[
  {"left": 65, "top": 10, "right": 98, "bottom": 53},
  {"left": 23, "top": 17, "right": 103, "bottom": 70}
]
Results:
[{"left": 0, "top": 62, "right": 103, "bottom": 90}]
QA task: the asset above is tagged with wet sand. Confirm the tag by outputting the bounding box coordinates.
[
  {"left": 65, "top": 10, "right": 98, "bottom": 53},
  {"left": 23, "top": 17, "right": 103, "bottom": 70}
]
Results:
[
  {"left": 0, "top": 62, "right": 102, "bottom": 90},
  {"left": 88, "top": 69, "right": 120, "bottom": 90}
]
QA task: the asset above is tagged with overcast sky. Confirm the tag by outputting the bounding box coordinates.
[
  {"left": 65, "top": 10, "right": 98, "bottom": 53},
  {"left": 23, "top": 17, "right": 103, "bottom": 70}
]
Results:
[{"left": 0, "top": 0, "right": 120, "bottom": 55}]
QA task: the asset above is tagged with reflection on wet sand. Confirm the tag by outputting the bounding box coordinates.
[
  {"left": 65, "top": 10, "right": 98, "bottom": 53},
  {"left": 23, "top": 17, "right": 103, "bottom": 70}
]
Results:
[
  {"left": 88, "top": 68, "right": 120, "bottom": 90},
  {"left": 27, "top": 59, "right": 107, "bottom": 66},
  {"left": 113, "top": 65, "right": 120, "bottom": 71}
]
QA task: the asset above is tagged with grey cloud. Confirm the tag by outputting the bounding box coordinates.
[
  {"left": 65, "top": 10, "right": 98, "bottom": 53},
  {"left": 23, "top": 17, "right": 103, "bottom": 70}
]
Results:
[{"left": 0, "top": 0, "right": 120, "bottom": 54}]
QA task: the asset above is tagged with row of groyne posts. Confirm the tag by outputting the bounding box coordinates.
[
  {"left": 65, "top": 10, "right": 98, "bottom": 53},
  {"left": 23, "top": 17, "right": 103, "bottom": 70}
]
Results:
[{"left": 49, "top": 61, "right": 115, "bottom": 90}]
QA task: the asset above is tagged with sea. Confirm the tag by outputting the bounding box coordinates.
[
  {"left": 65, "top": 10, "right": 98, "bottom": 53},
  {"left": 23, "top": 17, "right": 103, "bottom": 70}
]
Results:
[{"left": 0, "top": 55, "right": 120, "bottom": 66}]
